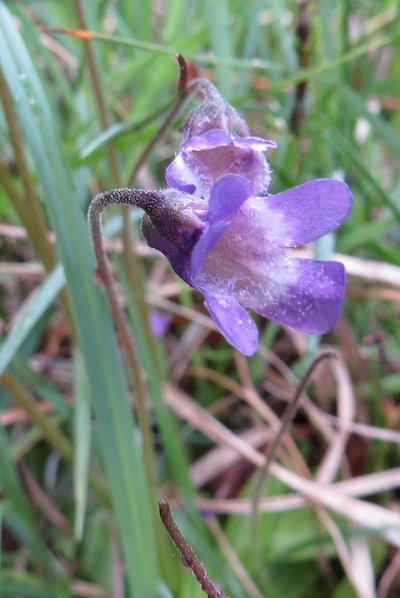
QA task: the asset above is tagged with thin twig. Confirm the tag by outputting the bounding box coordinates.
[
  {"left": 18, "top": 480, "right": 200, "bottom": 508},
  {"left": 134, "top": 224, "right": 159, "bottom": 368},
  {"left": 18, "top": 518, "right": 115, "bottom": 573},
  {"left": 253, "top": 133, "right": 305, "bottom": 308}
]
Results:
[
  {"left": 250, "top": 350, "right": 338, "bottom": 537},
  {"left": 158, "top": 499, "right": 224, "bottom": 598},
  {"left": 126, "top": 57, "right": 202, "bottom": 187},
  {"left": 364, "top": 331, "right": 400, "bottom": 373}
]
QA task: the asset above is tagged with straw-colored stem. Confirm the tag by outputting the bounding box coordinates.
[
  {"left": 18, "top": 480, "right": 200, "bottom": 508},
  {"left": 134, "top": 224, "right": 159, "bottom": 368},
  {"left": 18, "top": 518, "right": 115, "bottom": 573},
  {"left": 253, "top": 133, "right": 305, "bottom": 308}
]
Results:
[
  {"left": 250, "top": 350, "right": 338, "bottom": 537},
  {"left": 0, "top": 66, "right": 75, "bottom": 330},
  {"left": 0, "top": 68, "right": 56, "bottom": 272},
  {"left": 73, "top": 0, "right": 121, "bottom": 186},
  {"left": 1, "top": 371, "right": 110, "bottom": 507}
]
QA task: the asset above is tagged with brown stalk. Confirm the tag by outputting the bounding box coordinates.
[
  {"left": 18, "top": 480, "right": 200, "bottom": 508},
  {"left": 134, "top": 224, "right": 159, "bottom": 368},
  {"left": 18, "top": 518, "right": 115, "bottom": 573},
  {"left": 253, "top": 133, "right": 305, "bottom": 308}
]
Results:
[{"left": 159, "top": 499, "right": 224, "bottom": 598}]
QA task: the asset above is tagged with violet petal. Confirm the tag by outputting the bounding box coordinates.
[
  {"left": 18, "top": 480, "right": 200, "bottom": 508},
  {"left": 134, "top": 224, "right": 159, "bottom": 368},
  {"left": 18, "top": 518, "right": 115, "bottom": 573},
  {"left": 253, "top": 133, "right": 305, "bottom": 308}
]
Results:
[
  {"left": 266, "top": 179, "right": 353, "bottom": 247},
  {"left": 166, "top": 129, "right": 275, "bottom": 198},
  {"left": 166, "top": 154, "right": 197, "bottom": 194},
  {"left": 255, "top": 258, "right": 346, "bottom": 334},
  {"left": 204, "top": 293, "right": 259, "bottom": 356},
  {"left": 143, "top": 220, "right": 192, "bottom": 284},
  {"left": 183, "top": 129, "right": 276, "bottom": 153},
  {"left": 184, "top": 129, "right": 232, "bottom": 150},
  {"left": 191, "top": 222, "right": 230, "bottom": 277},
  {"left": 232, "top": 136, "right": 277, "bottom": 151},
  {"left": 208, "top": 174, "right": 254, "bottom": 224}
]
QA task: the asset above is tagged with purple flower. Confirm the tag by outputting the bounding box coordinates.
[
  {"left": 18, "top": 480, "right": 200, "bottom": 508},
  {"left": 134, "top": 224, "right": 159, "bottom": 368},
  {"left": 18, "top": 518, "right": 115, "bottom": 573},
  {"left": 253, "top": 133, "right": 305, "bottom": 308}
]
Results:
[
  {"left": 89, "top": 79, "right": 353, "bottom": 355},
  {"left": 142, "top": 174, "right": 353, "bottom": 356},
  {"left": 166, "top": 128, "right": 277, "bottom": 199}
]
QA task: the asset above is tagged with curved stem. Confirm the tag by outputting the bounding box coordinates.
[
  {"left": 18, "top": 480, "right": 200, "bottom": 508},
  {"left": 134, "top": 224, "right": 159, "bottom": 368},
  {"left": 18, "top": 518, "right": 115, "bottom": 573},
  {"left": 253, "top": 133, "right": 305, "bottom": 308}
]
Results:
[
  {"left": 88, "top": 188, "right": 159, "bottom": 498},
  {"left": 250, "top": 350, "right": 338, "bottom": 538}
]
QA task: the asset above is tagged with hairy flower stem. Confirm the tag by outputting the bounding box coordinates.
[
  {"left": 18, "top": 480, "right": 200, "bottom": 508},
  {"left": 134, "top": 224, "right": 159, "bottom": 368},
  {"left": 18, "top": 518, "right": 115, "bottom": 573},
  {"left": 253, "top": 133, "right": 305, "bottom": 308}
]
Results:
[
  {"left": 89, "top": 188, "right": 195, "bottom": 578},
  {"left": 88, "top": 189, "right": 160, "bottom": 498},
  {"left": 250, "top": 350, "right": 338, "bottom": 539},
  {"left": 159, "top": 499, "right": 224, "bottom": 598}
]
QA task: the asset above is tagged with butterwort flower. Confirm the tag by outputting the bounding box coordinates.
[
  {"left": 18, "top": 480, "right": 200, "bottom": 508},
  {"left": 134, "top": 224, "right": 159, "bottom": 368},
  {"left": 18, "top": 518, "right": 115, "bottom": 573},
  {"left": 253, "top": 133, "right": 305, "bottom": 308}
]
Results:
[
  {"left": 89, "top": 79, "right": 353, "bottom": 356},
  {"left": 142, "top": 173, "right": 353, "bottom": 356}
]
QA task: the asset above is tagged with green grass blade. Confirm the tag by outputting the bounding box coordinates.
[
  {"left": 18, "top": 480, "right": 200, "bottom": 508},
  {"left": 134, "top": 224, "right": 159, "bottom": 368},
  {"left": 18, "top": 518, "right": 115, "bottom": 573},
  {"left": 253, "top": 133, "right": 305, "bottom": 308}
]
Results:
[
  {"left": 206, "top": 0, "right": 234, "bottom": 98},
  {"left": 73, "top": 349, "right": 91, "bottom": 540},
  {"left": 0, "top": 424, "right": 61, "bottom": 577},
  {"left": 0, "top": 4, "right": 159, "bottom": 595},
  {"left": 0, "top": 266, "right": 64, "bottom": 378},
  {"left": 0, "top": 412, "right": 36, "bottom": 519},
  {"left": 337, "top": 82, "right": 400, "bottom": 158},
  {"left": 0, "top": 571, "right": 63, "bottom": 598}
]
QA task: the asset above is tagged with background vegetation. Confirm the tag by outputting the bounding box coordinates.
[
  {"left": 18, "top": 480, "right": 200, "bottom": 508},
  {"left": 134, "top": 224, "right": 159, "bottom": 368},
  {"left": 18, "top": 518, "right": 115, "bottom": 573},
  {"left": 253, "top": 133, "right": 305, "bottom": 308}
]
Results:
[{"left": 1, "top": 1, "right": 399, "bottom": 596}]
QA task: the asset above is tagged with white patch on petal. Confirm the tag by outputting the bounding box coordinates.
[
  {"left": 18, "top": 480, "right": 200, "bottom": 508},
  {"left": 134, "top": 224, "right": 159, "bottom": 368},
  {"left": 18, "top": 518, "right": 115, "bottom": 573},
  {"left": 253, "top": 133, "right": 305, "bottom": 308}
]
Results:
[
  {"left": 167, "top": 154, "right": 201, "bottom": 195},
  {"left": 183, "top": 141, "right": 272, "bottom": 199},
  {"left": 194, "top": 199, "right": 298, "bottom": 312}
]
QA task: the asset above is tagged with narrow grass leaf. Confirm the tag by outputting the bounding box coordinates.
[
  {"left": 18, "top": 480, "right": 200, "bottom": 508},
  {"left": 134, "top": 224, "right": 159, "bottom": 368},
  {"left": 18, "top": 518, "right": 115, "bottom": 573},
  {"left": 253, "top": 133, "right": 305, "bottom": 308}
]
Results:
[
  {"left": 0, "top": 266, "right": 64, "bottom": 378},
  {"left": 73, "top": 349, "right": 91, "bottom": 540},
  {"left": 206, "top": 0, "right": 234, "bottom": 98},
  {"left": 0, "top": 571, "right": 61, "bottom": 598},
  {"left": 0, "top": 415, "right": 36, "bottom": 517},
  {"left": 338, "top": 82, "right": 400, "bottom": 158},
  {"left": 0, "top": 4, "right": 159, "bottom": 595},
  {"left": 0, "top": 424, "right": 61, "bottom": 576},
  {"left": 325, "top": 125, "right": 400, "bottom": 220}
]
